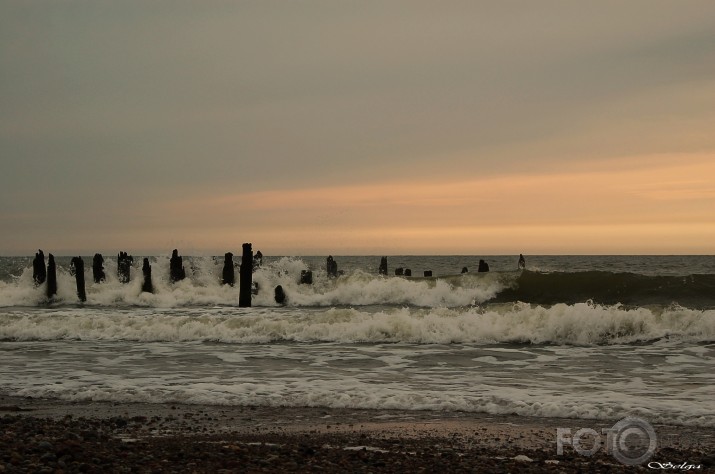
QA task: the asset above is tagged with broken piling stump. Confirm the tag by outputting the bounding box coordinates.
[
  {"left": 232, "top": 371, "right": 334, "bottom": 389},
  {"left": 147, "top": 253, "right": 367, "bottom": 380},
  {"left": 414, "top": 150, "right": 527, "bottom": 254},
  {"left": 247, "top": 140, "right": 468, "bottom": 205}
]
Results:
[
  {"left": 141, "top": 258, "right": 153, "bottom": 293},
  {"left": 33, "top": 250, "right": 46, "bottom": 285},
  {"left": 46, "top": 254, "right": 57, "bottom": 299},
  {"left": 300, "top": 270, "right": 313, "bottom": 285},
  {"left": 238, "top": 243, "right": 253, "bottom": 307},
  {"left": 93, "top": 254, "right": 106, "bottom": 283},
  {"left": 71, "top": 257, "right": 86, "bottom": 302},
  {"left": 170, "top": 249, "right": 186, "bottom": 283},
  {"left": 274, "top": 285, "right": 286, "bottom": 305},
  {"left": 118, "top": 252, "right": 133, "bottom": 283},
  {"left": 379, "top": 257, "right": 388, "bottom": 275},
  {"left": 222, "top": 252, "right": 235, "bottom": 286},
  {"left": 326, "top": 256, "right": 338, "bottom": 278}
]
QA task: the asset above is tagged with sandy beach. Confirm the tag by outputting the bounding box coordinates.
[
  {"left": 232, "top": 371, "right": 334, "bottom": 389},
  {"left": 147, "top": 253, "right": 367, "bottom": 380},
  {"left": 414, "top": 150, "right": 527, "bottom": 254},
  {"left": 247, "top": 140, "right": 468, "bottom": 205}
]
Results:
[{"left": 1, "top": 395, "right": 713, "bottom": 473}]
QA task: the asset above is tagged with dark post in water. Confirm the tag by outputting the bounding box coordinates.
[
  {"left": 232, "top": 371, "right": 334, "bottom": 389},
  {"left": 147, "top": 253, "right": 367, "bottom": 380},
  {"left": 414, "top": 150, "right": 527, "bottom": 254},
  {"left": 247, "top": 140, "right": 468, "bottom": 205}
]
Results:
[
  {"left": 300, "top": 270, "right": 313, "bottom": 285},
  {"left": 33, "top": 250, "right": 46, "bottom": 285},
  {"left": 170, "top": 249, "right": 186, "bottom": 283},
  {"left": 46, "top": 253, "right": 57, "bottom": 299},
  {"left": 222, "top": 252, "right": 235, "bottom": 286},
  {"left": 379, "top": 257, "right": 388, "bottom": 275},
  {"left": 326, "top": 256, "right": 338, "bottom": 278},
  {"left": 70, "top": 257, "right": 87, "bottom": 302},
  {"left": 93, "top": 253, "right": 106, "bottom": 283},
  {"left": 274, "top": 285, "right": 286, "bottom": 305},
  {"left": 239, "top": 243, "right": 253, "bottom": 307},
  {"left": 141, "top": 258, "right": 153, "bottom": 293},
  {"left": 118, "top": 252, "right": 133, "bottom": 283},
  {"left": 253, "top": 250, "right": 263, "bottom": 272}
]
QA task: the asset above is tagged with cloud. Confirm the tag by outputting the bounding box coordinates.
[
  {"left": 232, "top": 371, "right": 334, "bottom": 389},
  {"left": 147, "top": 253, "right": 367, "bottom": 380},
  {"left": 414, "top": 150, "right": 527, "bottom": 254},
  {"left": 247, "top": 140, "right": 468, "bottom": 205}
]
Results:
[{"left": 2, "top": 2, "right": 715, "bottom": 254}]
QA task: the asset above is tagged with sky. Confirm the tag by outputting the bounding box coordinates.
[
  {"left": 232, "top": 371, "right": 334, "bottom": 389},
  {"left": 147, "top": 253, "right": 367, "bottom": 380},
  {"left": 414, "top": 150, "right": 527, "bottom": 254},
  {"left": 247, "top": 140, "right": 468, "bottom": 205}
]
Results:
[{"left": 1, "top": 1, "right": 714, "bottom": 256}]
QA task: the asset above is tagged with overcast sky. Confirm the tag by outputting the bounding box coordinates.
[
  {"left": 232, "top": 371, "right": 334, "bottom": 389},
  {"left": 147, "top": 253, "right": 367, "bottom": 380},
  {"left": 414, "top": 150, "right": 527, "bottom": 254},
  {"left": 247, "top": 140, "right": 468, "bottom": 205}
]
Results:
[{"left": 2, "top": 1, "right": 714, "bottom": 255}]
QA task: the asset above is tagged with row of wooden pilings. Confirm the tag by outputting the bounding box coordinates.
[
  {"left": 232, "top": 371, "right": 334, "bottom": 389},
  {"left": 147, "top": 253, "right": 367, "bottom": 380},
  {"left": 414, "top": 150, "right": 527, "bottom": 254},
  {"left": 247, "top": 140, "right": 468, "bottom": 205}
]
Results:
[
  {"left": 31, "top": 244, "right": 257, "bottom": 307},
  {"left": 378, "top": 256, "right": 490, "bottom": 276},
  {"left": 30, "top": 249, "right": 492, "bottom": 305}
]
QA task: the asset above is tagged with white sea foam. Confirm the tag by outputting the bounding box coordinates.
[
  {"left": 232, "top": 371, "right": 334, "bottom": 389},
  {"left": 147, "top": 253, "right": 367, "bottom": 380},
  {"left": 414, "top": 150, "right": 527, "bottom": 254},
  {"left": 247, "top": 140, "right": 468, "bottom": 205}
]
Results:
[
  {"left": 5, "top": 366, "right": 713, "bottom": 428},
  {"left": 1, "top": 303, "right": 713, "bottom": 345}
]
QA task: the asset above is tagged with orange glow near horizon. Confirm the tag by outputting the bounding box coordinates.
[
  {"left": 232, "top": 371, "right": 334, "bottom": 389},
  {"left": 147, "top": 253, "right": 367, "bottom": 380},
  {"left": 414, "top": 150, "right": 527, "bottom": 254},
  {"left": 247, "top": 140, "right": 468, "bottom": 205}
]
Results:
[
  {"left": 126, "top": 153, "right": 715, "bottom": 255},
  {"left": 8, "top": 153, "right": 711, "bottom": 255}
]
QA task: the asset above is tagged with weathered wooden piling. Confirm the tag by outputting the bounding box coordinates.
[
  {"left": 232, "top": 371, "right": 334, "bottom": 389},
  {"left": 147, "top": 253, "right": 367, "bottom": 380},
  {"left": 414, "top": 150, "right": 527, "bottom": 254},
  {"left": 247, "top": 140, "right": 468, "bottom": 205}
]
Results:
[
  {"left": 33, "top": 250, "right": 46, "bottom": 285},
  {"left": 238, "top": 243, "right": 253, "bottom": 307},
  {"left": 93, "top": 254, "right": 106, "bottom": 283},
  {"left": 300, "top": 270, "right": 313, "bottom": 285},
  {"left": 395, "top": 267, "right": 404, "bottom": 276},
  {"left": 170, "top": 249, "right": 186, "bottom": 283},
  {"left": 141, "top": 258, "right": 153, "bottom": 293},
  {"left": 222, "top": 252, "right": 235, "bottom": 286},
  {"left": 326, "top": 256, "right": 338, "bottom": 278},
  {"left": 118, "top": 252, "right": 133, "bottom": 283},
  {"left": 461, "top": 267, "right": 469, "bottom": 273},
  {"left": 253, "top": 250, "right": 263, "bottom": 272},
  {"left": 274, "top": 285, "right": 286, "bottom": 305},
  {"left": 379, "top": 257, "right": 388, "bottom": 275},
  {"left": 71, "top": 257, "right": 86, "bottom": 302},
  {"left": 404, "top": 269, "right": 412, "bottom": 276},
  {"left": 478, "top": 259, "right": 490, "bottom": 272},
  {"left": 46, "top": 254, "right": 57, "bottom": 299},
  {"left": 424, "top": 270, "right": 432, "bottom": 277}
]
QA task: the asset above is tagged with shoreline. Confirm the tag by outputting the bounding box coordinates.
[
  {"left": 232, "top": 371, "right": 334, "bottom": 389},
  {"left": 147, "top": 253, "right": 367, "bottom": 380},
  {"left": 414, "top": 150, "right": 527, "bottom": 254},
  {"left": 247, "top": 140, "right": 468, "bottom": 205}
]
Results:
[{"left": 2, "top": 395, "right": 713, "bottom": 472}]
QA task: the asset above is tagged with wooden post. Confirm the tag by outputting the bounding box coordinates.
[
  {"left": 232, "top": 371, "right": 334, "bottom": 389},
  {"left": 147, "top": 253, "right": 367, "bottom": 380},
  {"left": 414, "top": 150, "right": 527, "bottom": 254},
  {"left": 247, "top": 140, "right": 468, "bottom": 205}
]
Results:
[
  {"left": 118, "top": 252, "right": 133, "bottom": 283},
  {"left": 326, "top": 256, "right": 338, "bottom": 278},
  {"left": 239, "top": 243, "right": 252, "bottom": 307},
  {"left": 46, "top": 253, "right": 57, "bottom": 299},
  {"left": 141, "top": 258, "right": 153, "bottom": 293},
  {"left": 379, "top": 257, "right": 388, "bottom": 275},
  {"left": 93, "top": 253, "right": 106, "bottom": 283},
  {"left": 170, "top": 249, "right": 186, "bottom": 283},
  {"left": 222, "top": 252, "right": 235, "bottom": 286},
  {"left": 33, "top": 250, "right": 46, "bottom": 285},
  {"left": 274, "top": 285, "right": 286, "bottom": 305},
  {"left": 299, "top": 270, "right": 313, "bottom": 284},
  {"left": 71, "top": 257, "right": 86, "bottom": 302}
]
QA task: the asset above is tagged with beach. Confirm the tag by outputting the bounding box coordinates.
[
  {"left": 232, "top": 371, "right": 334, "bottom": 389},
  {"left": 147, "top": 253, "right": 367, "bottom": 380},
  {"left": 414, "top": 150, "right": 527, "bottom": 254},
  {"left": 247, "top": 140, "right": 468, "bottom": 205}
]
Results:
[{"left": 2, "top": 395, "right": 713, "bottom": 472}]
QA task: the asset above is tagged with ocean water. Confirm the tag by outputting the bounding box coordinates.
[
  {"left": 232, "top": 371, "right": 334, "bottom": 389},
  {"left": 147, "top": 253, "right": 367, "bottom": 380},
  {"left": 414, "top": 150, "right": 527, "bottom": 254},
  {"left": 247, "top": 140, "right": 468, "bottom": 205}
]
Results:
[{"left": 0, "top": 254, "right": 713, "bottom": 427}]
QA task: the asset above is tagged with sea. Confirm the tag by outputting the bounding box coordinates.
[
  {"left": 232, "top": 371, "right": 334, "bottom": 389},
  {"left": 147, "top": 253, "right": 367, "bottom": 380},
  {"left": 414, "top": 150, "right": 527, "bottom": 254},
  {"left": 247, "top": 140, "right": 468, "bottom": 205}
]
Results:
[{"left": 0, "top": 254, "right": 713, "bottom": 428}]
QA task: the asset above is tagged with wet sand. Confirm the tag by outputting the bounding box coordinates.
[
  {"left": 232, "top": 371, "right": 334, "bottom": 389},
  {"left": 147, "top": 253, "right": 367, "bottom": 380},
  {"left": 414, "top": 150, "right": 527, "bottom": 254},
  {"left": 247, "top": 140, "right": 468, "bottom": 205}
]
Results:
[{"left": 1, "top": 395, "right": 713, "bottom": 472}]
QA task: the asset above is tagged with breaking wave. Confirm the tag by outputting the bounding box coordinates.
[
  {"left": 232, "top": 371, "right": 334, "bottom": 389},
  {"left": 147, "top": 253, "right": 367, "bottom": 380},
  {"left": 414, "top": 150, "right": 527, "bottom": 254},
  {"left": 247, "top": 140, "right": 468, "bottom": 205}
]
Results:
[
  {"left": 1, "top": 257, "right": 714, "bottom": 309},
  {"left": 1, "top": 303, "right": 713, "bottom": 345}
]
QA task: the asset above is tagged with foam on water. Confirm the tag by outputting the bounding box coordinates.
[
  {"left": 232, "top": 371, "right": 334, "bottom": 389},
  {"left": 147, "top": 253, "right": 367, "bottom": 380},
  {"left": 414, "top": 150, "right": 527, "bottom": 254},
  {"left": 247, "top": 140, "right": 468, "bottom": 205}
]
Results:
[
  {"left": 1, "top": 303, "right": 713, "bottom": 345},
  {"left": 1, "top": 339, "right": 712, "bottom": 427}
]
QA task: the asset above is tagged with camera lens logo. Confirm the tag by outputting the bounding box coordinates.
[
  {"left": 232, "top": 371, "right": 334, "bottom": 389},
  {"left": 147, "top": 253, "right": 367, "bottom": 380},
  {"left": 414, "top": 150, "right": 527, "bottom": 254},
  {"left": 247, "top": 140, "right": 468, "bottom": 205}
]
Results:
[{"left": 609, "top": 416, "right": 657, "bottom": 466}]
